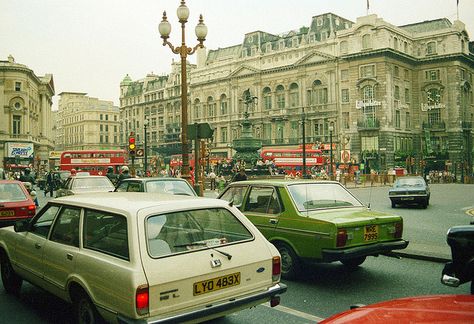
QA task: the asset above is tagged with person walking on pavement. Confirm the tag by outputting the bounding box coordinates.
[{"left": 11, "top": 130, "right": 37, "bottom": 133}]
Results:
[
  {"left": 106, "top": 166, "right": 118, "bottom": 185},
  {"left": 209, "top": 170, "right": 217, "bottom": 190},
  {"left": 45, "top": 171, "right": 55, "bottom": 197},
  {"left": 118, "top": 166, "right": 131, "bottom": 182}
]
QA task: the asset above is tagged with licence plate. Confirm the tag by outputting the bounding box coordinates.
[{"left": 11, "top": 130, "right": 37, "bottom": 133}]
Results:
[
  {"left": 0, "top": 210, "right": 15, "bottom": 217},
  {"left": 193, "top": 272, "right": 240, "bottom": 296},
  {"left": 364, "top": 225, "right": 378, "bottom": 241}
]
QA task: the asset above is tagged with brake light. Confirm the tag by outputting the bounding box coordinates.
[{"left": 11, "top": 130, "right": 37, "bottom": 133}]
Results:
[
  {"left": 28, "top": 204, "right": 36, "bottom": 215},
  {"left": 336, "top": 229, "right": 347, "bottom": 247},
  {"left": 272, "top": 256, "right": 281, "bottom": 281},
  {"left": 136, "top": 285, "right": 149, "bottom": 316},
  {"left": 394, "top": 222, "right": 403, "bottom": 238}
]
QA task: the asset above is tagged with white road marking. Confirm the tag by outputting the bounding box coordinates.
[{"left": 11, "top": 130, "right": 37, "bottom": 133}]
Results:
[{"left": 263, "top": 303, "right": 325, "bottom": 322}]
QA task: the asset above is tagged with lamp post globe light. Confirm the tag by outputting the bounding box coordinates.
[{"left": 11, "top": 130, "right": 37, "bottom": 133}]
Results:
[
  {"left": 143, "top": 118, "right": 149, "bottom": 176},
  {"left": 329, "top": 123, "right": 334, "bottom": 178},
  {"left": 158, "top": 0, "right": 207, "bottom": 182}
]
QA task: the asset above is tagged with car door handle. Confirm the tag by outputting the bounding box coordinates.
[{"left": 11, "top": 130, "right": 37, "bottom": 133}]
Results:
[
  {"left": 66, "top": 253, "right": 74, "bottom": 261},
  {"left": 35, "top": 243, "right": 42, "bottom": 249},
  {"left": 269, "top": 219, "right": 279, "bottom": 225}
]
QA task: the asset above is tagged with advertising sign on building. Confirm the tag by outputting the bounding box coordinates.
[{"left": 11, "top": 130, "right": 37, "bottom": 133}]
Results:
[{"left": 5, "top": 142, "right": 34, "bottom": 158}]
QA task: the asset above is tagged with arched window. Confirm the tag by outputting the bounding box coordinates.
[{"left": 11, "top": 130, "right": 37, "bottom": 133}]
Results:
[
  {"left": 207, "top": 96, "right": 216, "bottom": 118},
  {"left": 362, "top": 85, "right": 376, "bottom": 124},
  {"left": 426, "top": 88, "right": 441, "bottom": 125},
  {"left": 426, "top": 41, "right": 437, "bottom": 55},
  {"left": 276, "top": 85, "right": 285, "bottom": 109},
  {"left": 311, "top": 80, "right": 328, "bottom": 106},
  {"left": 263, "top": 87, "right": 272, "bottom": 110},
  {"left": 193, "top": 99, "right": 201, "bottom": 119},
  {"left": 220, "top": 94, "right": 228, "bottom": 115},
  {"left": 289, "top": 83, "right": 299, "bottom": 107},
  {"left": 340, "top": 40, "right": 348, "bottom": 54},
  {"left": 362, "top": 34, "right": 371, "bottom": 49}
]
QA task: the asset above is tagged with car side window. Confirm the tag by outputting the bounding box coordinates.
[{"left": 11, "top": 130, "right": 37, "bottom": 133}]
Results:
[
  {"left": 220, "top": 186, "right": 247, "bottom": 208},
  {"left": 128, "top": 182, "right": 141, "bottom": 192},
  {"left": 30, "top": 205, "right": 60, "bottom": 238},
  {"left": 244, "top": 187, "right": 281, "bottom": 214},
  {"left": 50, "top": 207, "right": 81, "bottom": 247},
  {"left": 83, "top": 209, "right": 129, "bottom": 260},
  {"left": 115, "top": 182, "right": 128, "bottom": 192}
]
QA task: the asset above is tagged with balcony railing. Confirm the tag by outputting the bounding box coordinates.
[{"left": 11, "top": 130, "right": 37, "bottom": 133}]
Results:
[
  {"left": 422, "top": 121, "right": 446, "bottom": 130},
  {"left": 357, "top": 118, "right": 380, "bottom": 130}
]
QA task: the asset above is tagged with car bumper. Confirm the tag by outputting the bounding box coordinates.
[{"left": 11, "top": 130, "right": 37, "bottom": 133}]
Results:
[
  {"left": 321, "top": 240, "right": 409, "bottom": 262},
  {"left": 117, "top": 283, "right": 287, "bottom": 324}
]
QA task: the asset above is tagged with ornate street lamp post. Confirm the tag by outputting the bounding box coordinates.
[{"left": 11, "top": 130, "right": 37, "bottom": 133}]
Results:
[
  {"left": 143, "top": 118, "right": 149, "bottom": 176},
  {"left": 158, "top": 1, "right": 207, "bottom": 181}
]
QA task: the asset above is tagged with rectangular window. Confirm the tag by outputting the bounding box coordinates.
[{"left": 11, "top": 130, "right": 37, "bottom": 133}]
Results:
[
  {"left": 360, "top": 65, "right": 375, "bottom": 78},
  {"left": 406, "top": 112, "right": 411, "bottom": 129},
  {"left": 394, "top": 66, "right": 399, "bottom": 78},
  {"left": 221, "top": 127, "right": 228, "bottom": 143},
  {"left": 220, "top": 101, "right": 228, "bottom": 115},
  {"left": 341, "top": 89, "right": 349, "bottom": 103},
  {"left": 361, "top": 136, "right": 379, "bottom": 151},
  {"left": 394, "top": 86, "right": 400, "bottom": 100},
  {"left": 105, "top": 115, "right": 109, "bottom": 121},
  {"left": 395, "top": 110, "right": 401, "bottom": 128},
  {"left": 15, "top": 82, "right": 21, "bottom": 91},
  {"left": 342, "top": 112, "right": 350, "bottom": 129},
  {"left": 341, "top": 69, "right": 349, "bottom": 81},
  {"left": 13, "top": 116, "right": 21, "bottom": 135},
  {"left": 84, "top": 210, "right": 129, "bottom": 260},
  {"left": 100, "top": 114, "right": 103, "bottom": 120},
  {"left": 50, "top": 207, "right": 81, "bottom": 247},
  {"left": 425, "top": 70, "right": 440, "bottom": 81},
  {"left": 405, "top": 88, "right": 410, "bottom": 103}
]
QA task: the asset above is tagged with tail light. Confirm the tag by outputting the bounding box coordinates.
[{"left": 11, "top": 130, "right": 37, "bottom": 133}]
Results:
[
  {"left": 272, "top": 256, "right": 281, "bottom": 282},
  {"left": 336, "top": 229, "right": 347, "bottom": 247},
  {"left": 136, "top": 284, "right": 149, "bottom": 316},
  {"left": 394, "top": 222, "right": 403, "bottom": 238},
  {"left": 28, "top": 204, "right": 36, "bottom": 215}
]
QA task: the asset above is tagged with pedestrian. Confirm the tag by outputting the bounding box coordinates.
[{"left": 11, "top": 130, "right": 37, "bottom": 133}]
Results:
[
  {"left": 118, "top": 166, "right": 131, "bottom": 182},
  {"left": 209, "top": 169, "right": 216, "bottom": 190},
  {"left": 217, "top": 174, "right": 226, "bottom": 193},
  {"left": 106, "top": 166, "right": 118, "bottom": 185},
  {"left": 0, "top": 167, "right": 5, "bottom": 180},
  {"left": 46, "top": 171, "right": 55, "bottom": 197},
  {"left": 232, "top": 168, "right": 247, "bottom": 182},
  {"left": 19, "top": 168, "right": 36, "bottom": 185}
]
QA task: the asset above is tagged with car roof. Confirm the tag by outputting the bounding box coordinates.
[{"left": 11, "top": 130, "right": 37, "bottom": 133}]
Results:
[
  {"left": 120, "top": 177, "right": 188, "bottom": 182},
  {"left": 227, "top": 179, "right": 341, "bottom": 187},
  {"left": 53, "top": 192, "right": 227, "bottom": 214}
]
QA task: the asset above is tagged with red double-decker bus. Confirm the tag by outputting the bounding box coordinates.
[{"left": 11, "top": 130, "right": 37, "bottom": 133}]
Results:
[
  {"left": 260, "top": 147, "right": 324, "bottom": 175},
  {"left": 59, "top": 150, "right": 127, "bottom": 175}
]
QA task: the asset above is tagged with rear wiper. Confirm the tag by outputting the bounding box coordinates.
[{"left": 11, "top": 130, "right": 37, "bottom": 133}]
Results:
[{"left": 174, "top": 241, "right": 232, "bottom": 260}]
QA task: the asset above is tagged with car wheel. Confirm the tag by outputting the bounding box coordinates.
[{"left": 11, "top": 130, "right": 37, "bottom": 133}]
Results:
[
  {"left": 341, "top": 256, "right": 366, "bottom": 270},
  {"left": 0, "top": 253, "right": 22, "bottom": 295},
  {"left": 74, "top": 291, "right": 102, "bottom": 324},
  {"left": 275, "top": 242, "right": 300, "bottom": 280}
]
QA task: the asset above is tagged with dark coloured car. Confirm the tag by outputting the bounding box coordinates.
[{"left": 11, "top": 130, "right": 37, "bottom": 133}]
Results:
[
  {"left": 218, "top": 179, "right": 408, "bottom": 279},
  {"left": 389, "top": 176, "right": 430, "bottom": 208},
  {"left": 115, "top": 177, "right": 197, "bottom": 196},
  {"left": 0, "top": 180, "right": 36, "bottom": 226},
  {"left": 441, "top": 224, "right": 474, "bottom": 294},
  {"left": 320, "top": 294, "right": 474, "bottom": 323}
]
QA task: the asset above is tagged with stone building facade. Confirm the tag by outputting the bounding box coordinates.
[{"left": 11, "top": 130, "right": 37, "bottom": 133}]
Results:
[
  {"left": 120, "top": 13, "right": 474, "bottom": 175},
  {"left": 56, "top": 92, "right": 120, "bottom": 151},
  {"left": 0, "top": 55, "right": 55, "bottom": 173}
]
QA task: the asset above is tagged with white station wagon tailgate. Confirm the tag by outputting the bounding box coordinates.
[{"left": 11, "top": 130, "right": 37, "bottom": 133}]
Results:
[{"left": 139, "top": 206, "right": 277, "bottom": 320}]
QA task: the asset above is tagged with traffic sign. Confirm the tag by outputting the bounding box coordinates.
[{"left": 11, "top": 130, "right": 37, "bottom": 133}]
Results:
[{"left": 136, "top": 149, "right": 144, "bottom": 157}]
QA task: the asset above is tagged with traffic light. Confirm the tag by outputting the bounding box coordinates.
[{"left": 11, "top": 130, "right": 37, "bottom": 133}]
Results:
[{"left": 128, "top": 133, "right": 136, "bottom": 156}]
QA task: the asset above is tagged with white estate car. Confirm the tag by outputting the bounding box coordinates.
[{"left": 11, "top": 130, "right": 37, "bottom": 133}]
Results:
[{"left": 0, "top": 193, "right": 286, "bottom": 323}]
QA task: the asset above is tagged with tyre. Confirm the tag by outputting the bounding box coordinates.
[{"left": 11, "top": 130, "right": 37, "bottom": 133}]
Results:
[
  {"left": 74, "top": 291, "right": 102, "bottom": 324},
  {"left": 275, "top": 242, "right": 301, "bottom": 280},
  {"left": 0, "top": 253, "right": 23, "bottom": 295},
  {"left": 341, "top": 256, "right": 366, "bottom": 270}
]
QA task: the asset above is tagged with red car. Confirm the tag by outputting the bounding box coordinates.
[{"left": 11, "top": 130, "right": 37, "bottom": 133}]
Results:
[
  {"left": 0, "top": 180, "right": 36, "bottom": 226},
  {"left": 320, "top": 295, "right": 474, "bottom": 323}
]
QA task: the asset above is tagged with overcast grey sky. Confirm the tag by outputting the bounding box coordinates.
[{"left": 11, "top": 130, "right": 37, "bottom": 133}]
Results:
[{"left": 1, "top": 0, "right": 473, "bottom": 109}]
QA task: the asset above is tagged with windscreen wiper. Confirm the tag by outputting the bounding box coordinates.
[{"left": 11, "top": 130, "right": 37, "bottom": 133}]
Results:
[{"left": 174, "top": 241, "right": 232, "bottom": 260}]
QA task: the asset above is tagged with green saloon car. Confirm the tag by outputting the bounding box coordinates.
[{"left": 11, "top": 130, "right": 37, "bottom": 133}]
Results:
[{"left": 218, "top": 180, "right": 409, "bottom": 279}]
